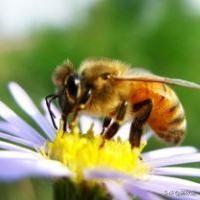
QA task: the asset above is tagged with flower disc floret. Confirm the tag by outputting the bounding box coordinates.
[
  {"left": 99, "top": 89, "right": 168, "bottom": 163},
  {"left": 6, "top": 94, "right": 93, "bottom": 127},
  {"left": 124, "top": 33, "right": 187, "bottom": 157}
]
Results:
[{"left": 46, "top": 127, "right": 149, "bottom": 181}]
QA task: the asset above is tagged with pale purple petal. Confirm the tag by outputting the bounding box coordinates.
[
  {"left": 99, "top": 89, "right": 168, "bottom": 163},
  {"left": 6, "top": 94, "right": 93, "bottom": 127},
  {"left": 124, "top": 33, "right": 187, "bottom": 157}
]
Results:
[
  {"left": 0, "top": 151, "right": 41, "bottom": 159},
  {"left": 86, "top": 168, "right": 200, "bottom": 199},
  {"left": 148, "top": 175, "right": 200, "bottom": 200},
  {"left": 104, "top": 181, "right": 130, "bottom": 200},
  {"left": 32, "top": 159, "right": 72, "bottom": 177},
  {"left": 0, "top": 156, "right": 71, "bottom": 181},
  {"left": 0, "top": 121, "right": 24, "bottom": 138},
  {"left": 116, "top": 122, "right": 130, "bottom": 141},
  {"left": 0, "top": 132, "right": 38, "bottom": 148},
  {"left": 169, "top": 194, "right": 200, "bottom": 200},
  {"left": 153, "top": 167, "right": 200, "bottom": 178},
  {"left": 0, "top": 101, "right": 45, "bottom": 145},
  {"left": 8, "top": 82, "right": 54, "bottom": 140},
  {"left": 0, "top": 121, "right": 38, "bottom": 143},
  {"left": 0, "top": 141, "right": 37, "bottom": 153},
  {"left": 84, "top": 169, "right": 131, "bottom": 180},
  {"left": 41, "top": 99, "right": 60, "bottom": 130},
  {"left": 147, "top": 175, "right": 200, "bottom": 193},
  {"left": 79, "top": 115, "right": 92, "bottom": 134},
  {"left": 124, "top": 180, "right": 200, "bottom": 200},
  {"left": 79, "top": 115, "right": 102, "bottom": 134},
  {"left": 143, "top": 146, "right": 198, "bottom": 160},
  {"left": 125, "top": 179, "right": 175, "bottom": 195},
  {"left": 124, "top": 184, "right": 165, "bottom": 200},
  {"left": 142, "top": 129, "right": 153, "bottom": 141},
  {"left": 41, "top": 99, "right": 60, "bottom": 118},
  {"left": 0, "top": 121, "right": 20, "bottom": 135},
  {"left": 85, "top": 168, "right": 200, "bottom": 197},
  {"left": 147, "top": 153, "right": 200, "bottom": 167}
]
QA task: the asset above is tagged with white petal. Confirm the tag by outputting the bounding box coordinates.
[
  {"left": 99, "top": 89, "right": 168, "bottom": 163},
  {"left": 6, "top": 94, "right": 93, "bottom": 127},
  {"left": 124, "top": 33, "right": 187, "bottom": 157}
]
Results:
[
  {"left": 41, "top": 99, "right": 60, "bottom": 129},
  {"left": 147, "top": 153, "right": 200, "bottom": 167},
  {"left": 0, "top": 141, "right": 37, "bottom": 153},
  {"left": 8, "top": 82, "right": 54, "bottom": 140},
  {"left": 0, "top": 101, "right": 45, "bottom": 145},
  {"left": 153, "top": 167, "right": 200, "bottom": 177},
  {"left": 79, "top": 115, "right": 102, "bottom": 134},
  {"left": 143, "top": 146, "right": 198, "bottom": 160},
  {"left": 0, "top": 132, "right": 38, "bottom": 148},
  {"left": 104, "top": 181, "right": 130, "bottom": 200}
]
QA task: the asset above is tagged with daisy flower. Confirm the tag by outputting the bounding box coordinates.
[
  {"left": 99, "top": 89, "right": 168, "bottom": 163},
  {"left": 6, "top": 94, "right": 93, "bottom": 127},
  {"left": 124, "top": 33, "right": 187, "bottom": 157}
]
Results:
[{"left": 0, "top": 82, "right": 199, "bottom": 200}]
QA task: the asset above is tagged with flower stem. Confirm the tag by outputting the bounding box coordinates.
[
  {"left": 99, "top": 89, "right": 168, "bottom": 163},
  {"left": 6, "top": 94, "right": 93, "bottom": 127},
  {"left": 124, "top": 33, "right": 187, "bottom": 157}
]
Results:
[{"left": 53, "top": 178, "right": 110, "bottom": 200}]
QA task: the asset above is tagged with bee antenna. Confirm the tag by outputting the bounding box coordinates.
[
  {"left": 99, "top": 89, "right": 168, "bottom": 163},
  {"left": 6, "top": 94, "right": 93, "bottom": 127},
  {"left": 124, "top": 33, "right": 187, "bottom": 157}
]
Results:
[{"left": 45, "top": 94, "right": 59, "bottom": 130}]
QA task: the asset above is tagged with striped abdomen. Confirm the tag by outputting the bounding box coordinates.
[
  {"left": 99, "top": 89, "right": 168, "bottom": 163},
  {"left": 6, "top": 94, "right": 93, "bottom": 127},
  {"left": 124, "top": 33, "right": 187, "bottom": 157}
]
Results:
[
  {"left": 130, "top": 82, "right": 186, "bottom": 144},
  {"left": 148, "top": 85, "right": 186, "bottom": 144}
]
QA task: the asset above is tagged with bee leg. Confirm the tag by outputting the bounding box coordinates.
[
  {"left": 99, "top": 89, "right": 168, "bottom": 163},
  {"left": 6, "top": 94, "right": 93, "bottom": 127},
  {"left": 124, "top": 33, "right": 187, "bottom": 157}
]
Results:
[
  {"left": 60, "top": 114, "right": 67, "bottom": 132},
  {"left": 70, "top": 109, "right": 79, "bottom": 128},
  {"left": 70, "top": 90, "right": 93, "bottom": 129},
  {"left": 100, "top": 117, "right": 112, "bottom": 135},
  {"left": 130, "top": 99, "right": 153, "bottom": 148},
  {"left": 70, "top": 105, "right": 84, "bottom": 129},
  {"left": 103, "top": 101, "right": 128, "bottom": 140},
  {"left": 70, "top": 88, "right": 92, "bottom": 128}
]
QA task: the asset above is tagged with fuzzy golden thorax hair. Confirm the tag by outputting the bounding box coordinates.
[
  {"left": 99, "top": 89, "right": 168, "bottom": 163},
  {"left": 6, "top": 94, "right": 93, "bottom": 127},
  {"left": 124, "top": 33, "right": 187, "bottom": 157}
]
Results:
[{"left": 79, "top": 59, "right": 131, "bottom": 116}]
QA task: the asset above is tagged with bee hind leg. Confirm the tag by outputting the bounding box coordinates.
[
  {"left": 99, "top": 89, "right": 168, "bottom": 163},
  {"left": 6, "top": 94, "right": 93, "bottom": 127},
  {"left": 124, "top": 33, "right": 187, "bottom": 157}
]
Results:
[{"left": 130, "top": 99, "right": 153, "bottom": 148}]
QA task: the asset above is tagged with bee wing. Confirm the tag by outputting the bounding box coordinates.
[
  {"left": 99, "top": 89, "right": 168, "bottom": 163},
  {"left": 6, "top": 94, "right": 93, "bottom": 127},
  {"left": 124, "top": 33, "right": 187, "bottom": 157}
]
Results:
[
  {"left": 124, "top": 68, "right": 152, "bottom": 76},
  {"left": 113, "top": 73, "right": 200, "bottom": 89}
]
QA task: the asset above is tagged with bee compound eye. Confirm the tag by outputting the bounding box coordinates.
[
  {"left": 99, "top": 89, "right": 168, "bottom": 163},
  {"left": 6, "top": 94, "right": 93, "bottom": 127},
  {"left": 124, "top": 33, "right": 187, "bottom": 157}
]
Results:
[{"left": 66, "top": 74, "right": 81, "bottom": 102}]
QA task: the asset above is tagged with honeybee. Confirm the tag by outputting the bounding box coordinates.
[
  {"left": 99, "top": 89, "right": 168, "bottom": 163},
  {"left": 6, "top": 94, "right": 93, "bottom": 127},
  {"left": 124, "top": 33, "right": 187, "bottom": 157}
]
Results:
[{"left": 46, "top": 58, "right": 200, "bottom": 148}]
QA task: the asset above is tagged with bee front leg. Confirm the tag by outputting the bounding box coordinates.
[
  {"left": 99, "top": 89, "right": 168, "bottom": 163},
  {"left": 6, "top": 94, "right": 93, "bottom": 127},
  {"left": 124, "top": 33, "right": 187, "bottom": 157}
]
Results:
[
  {"left": 130, "top": 99, "right": 153, "bottom": 148},
  {"left": 103, "top": 101, "right": 128, "bottom": 140},
  {"left": 70, "top": 88, "right": 92, "bottom": 129},
  {"left": 60, "top": 114, "right": 68, "bottom": 132},
  {"left": 70, "top": 104, "right": 85, "bottom": 129}
]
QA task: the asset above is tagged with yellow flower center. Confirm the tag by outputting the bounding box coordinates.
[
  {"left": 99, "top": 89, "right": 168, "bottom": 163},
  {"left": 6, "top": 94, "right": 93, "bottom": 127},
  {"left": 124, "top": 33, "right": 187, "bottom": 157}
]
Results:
[{"left": 44, "top": 126, "right": 149, "bottom": 181}]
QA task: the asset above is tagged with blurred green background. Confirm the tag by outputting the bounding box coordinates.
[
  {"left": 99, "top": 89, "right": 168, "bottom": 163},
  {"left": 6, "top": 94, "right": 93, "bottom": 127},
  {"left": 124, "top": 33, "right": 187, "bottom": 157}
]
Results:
[{"left": 0, "top": 0, "right": 199, "bottom": 199}]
